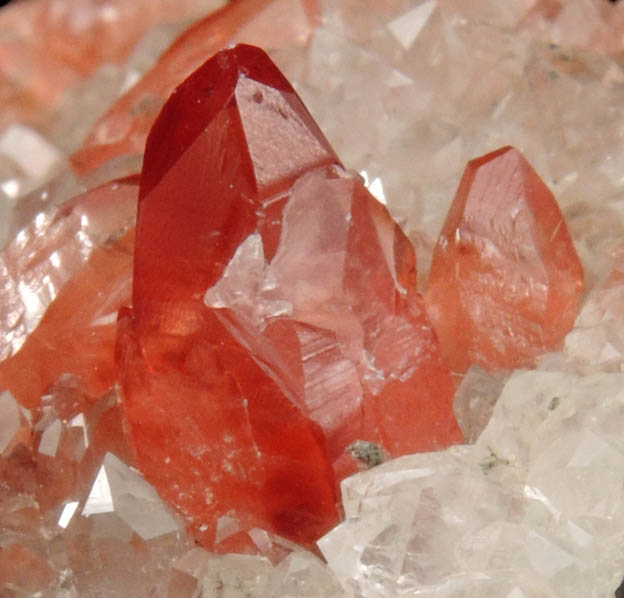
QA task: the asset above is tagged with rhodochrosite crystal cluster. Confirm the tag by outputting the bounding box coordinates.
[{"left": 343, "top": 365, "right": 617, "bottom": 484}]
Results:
[
  {"left": 2, "top": 1, "right": 624, "bottom": 597},
  {"left": 118, "top": 43, "right": 462, "bottom": 550}
]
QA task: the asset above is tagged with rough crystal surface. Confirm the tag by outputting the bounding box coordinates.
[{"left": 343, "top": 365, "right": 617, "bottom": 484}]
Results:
[
  {"left": 425, "top": 146, "right": 584, "bottom": 372},
  {"left": 118, "top": 43, "right": 461, "bottom": 551}
]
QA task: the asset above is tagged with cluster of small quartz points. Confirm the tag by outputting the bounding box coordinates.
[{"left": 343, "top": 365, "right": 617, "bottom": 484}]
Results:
[
  {"left": 2, "top": 0, "right": 624, "bottom": 596},
  {"left": 320, "top": 370, "right": 624, "bottom": 597}
]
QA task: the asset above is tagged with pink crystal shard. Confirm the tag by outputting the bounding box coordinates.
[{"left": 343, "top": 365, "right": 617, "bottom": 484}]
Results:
[
  {"left": 117, "top": 44, "right": 461, "bottom": 550},
  {"left": 0, "top": 177, "right": 137, "bottom": 409},
  {"left": 425, "top": 146, "right": 585, "bottom": 373}
]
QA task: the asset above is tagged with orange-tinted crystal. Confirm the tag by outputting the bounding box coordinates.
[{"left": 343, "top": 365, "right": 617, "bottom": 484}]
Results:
[
  {"left": 425, "top": 146, "right": 584, "bottom": 373},
  {"left": 118, "top": 45, "right": 461, "bottom": 550},
  {"left": 0, "top": 178, "right": 137, "bottom": 409}
]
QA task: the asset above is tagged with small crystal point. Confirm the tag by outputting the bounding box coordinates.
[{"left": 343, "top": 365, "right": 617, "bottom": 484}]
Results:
[
  {"left": 425, "top": 146, "right": 584, "bottom": 372},
  {"left": 0, "top": 390, "right": 30, "bottom": 456},
  {"left": 83, "top": 453, "right": 181, "bottom": 540}
]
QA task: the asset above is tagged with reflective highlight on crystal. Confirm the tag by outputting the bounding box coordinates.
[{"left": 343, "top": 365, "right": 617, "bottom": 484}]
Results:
[{"left": 319, "top": 370, "right": 624, "bottom": 597}]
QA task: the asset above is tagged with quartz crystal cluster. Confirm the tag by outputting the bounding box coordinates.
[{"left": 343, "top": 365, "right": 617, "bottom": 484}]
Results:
[
  {"left": 1, "top": 0, "right": 624, "bottom": 597},
  {"left": 321, "top": 370, "right": 624, "bottom": 597}
]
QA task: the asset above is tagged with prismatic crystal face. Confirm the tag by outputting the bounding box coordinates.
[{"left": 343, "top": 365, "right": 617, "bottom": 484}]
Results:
[
  {"left": 425, "top": 146, "right": 585, "bottom": 373},
  {"left": 116, "top": 44, "right": 462, "bottom": 550}
]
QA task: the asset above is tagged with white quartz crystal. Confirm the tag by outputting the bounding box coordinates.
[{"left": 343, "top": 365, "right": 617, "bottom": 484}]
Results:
[
  {"left": 319, "top": 370, "right": 624, "bottom": 597},
  {"left": 291, "top": 0, "right": 624, "bottom": 284},
  {"left": 38, "top": 417, "right": 62, "bottom": 457},
  {"left": 453, "top": 365, "right": 508, "bottom": 443},
  {"left": 0, "top": 124, "right": 61, "bottom": 181},
  {"left": 196, "top": 551, "right": 345, "bottom": 598},
  {"left": 84, "top": 453, "right": 181, "bottom": 540},
  {"left": 0, "top": 389, "right": 28, "bottom": 455}
]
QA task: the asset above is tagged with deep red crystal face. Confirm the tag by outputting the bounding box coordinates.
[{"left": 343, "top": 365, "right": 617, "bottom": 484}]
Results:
[
  {"left": 425, "top": 146, "right": 585, "bottom": 372},
  {"left": 118, "top": 44, "right": 462, "bottom": 551},
  {"left": 133, "top": 44, "right": 339, "bottom": 338}
]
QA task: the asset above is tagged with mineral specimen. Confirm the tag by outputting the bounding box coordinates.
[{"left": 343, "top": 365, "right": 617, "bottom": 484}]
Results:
[
  {"left": 425, "top": 146, "right": 585, "bottom": 372},
  {"left": 116, "top": 43, "right": 461, "bottom": 551},
  {"left": 1, "top": 0, "right": 624, "bottom": 596}
]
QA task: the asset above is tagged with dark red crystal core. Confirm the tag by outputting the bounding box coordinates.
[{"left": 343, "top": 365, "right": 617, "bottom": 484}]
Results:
[
  {"left": 425, "top": 146, "right": 585, "bottom": 373},
  {"left": 118, "top": 44, "right": 461, "bottom": 551},
  {"left": 133, "top": 43, "right": 339, "bottom": 338}
]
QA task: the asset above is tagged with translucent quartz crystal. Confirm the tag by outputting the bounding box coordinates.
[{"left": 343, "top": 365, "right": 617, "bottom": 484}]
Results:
[
  {"left": 562, "top": 264, "right": 624, "bottom": 373},
  {"left": 425, "top": 146, "right": 584, "bottom": 372},
  {"left": 198, "top": 551, "right": 345, "bottom": 597},
  {"left": 452, "top": 365, "right": 508, "bottom": 443},
  {"left": 83, "top": 453, "right": 181, "bottom": 540},
  {"left": 0, "top": 123, "right": 61, "bottom": 183},
  {"left": 117, "top": 44, "right": 461, "bottom": 551},
  {"left": 319, "top": 370, "right": 624, "bottom": 597},
  {"left": 0, "top": 390, "right": 30, "bottom": 456},
  {"left": 0, "top": 378, "right": 195, "bottom": 597}
]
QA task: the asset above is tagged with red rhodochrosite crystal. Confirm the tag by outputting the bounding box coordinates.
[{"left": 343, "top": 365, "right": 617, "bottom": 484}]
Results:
[
  {"left": 425, "top": 146, "right": 584, "bottom": 373},
  {"left": 117, "top": 44, "right": 461, "bottom": 550}
]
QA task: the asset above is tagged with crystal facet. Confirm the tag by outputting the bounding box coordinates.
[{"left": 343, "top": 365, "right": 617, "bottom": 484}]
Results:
[
  {"left": 319, "top": 370, "right": 624, "bottom": 597},
  {"left": 425, "top": 146, "right": 584, "bottom": 372},
  {"left": 0, "top": 177, "right": 137, "bottom": 408},
  {"left": 71, "top": 0, "right": 321, "bottom": 174},
  {"left": 117, "top": 44, "right": 461, "bottom": 550}
]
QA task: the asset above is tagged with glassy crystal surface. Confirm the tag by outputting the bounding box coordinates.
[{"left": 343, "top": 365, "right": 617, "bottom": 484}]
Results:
[
  {"left": 71, "top": 0, "right": 321, "bottom": 174},
  {"left": 453, "top": 365, "right": 508, "bottom": 443},
  {"left": 0, "top": 177, "right": 137, "bottom": 409},
  {"left": 1, "top": 0, "right": 624, "bottom": 596},
  {"left": 425, "top": 146, "right": 584, "bottom": 372},
  {"left": 0, "top": 390, "right": 30, "bottom": 456},
  {"left": 320, "top": 370, "right": 624, "bottom": 597},
  {"left": 118, "top": 43, "right": 461, "bottom": 552}
]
